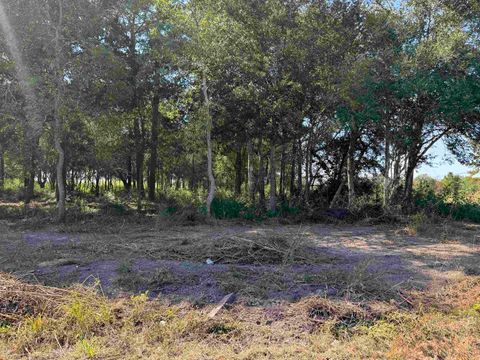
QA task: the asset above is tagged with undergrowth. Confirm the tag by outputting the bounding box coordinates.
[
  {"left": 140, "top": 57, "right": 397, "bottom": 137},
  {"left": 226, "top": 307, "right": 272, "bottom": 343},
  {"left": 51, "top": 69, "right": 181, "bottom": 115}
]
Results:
[{"left": 1, "top": 274, "right": 479, "bottom": 359}]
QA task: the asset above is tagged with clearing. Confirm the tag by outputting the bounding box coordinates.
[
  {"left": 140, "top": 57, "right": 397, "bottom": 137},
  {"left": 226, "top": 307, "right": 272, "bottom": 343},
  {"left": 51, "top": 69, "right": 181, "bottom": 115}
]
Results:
[
  {"left": 1, "top": 218, "right": 478, "bottom": 304},
  {"left": 1, "top": 217, "right": 479, "bottom": 359}
]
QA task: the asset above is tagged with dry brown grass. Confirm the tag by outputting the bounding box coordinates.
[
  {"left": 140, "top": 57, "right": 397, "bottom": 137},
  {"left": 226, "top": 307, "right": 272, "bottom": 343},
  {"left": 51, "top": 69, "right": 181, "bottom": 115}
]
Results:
[{"left": 1, "top": 273, "right": 479, "bottom": 359}]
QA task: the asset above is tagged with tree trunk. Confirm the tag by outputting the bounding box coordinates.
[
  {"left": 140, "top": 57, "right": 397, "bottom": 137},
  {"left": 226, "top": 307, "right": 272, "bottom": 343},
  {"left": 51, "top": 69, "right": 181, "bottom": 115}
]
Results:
[
  {"left": 290, "top": 142, "right": 296, "bottom": 196},
  {"left": 0, "top": 146, "right": 4, "bottom": 191},
  {"left": 54, "top": 118, "right": 66, "bottom": 221},
  {"left": 257, "top": 137, "right": 265, "bottom": 209},
  {"left": 54, "top": 0, "right": 65, "bottom": 222},
  {"left": 24, "top": 155, "right": 35, "bottom": 204},
  {"left": 383, "top": 134, "right": 391, "bottom": 209},
  {"left": 125, "top": 156, "right": 132, "bottom": 192},
  {"left": 234, "top": 146, "right": 242, "bottom": 196},
  {"left": 404, "top": 153, "right": 416, "bottom": 208},
  {"left": 134, "top": 115, "right": 145, "bottom": 210},
  {"left": 279, "top": 144, "right": 286, "bottom": 201},
  {"left": 269, "top": 144, "right": 276, "bottom": 212},
  {"left": 28, "top": 166, "right": 35, "bottom": 200},
  {"left": 38, "top": 171, "right": 46, "bottom": 189},
  {"left": 247, "top": 139, "right": 255, "bottom": 203},
  {"left": 95, "top": 172, "right": 100, "bottom": 197},
  {"left": 22, "top": 127, "right": 36, "bottom": 204},
  {"left": 148, "top": 93, "right": 160, "bottom": 201},
  {"left": 347, "top": 130, "right": 356, "bottom": 209},
  {"left": 304, "top": 140, "right": 311, "bottom": 201},
  {"left": 296, "top": 139, "right": 302, "bottom": 196},
  {"left": 330, "top": 179, "right": 345, "bottom": 208},
  {"left": 202, "top": 71, "right": 216, "bottom": 216}
]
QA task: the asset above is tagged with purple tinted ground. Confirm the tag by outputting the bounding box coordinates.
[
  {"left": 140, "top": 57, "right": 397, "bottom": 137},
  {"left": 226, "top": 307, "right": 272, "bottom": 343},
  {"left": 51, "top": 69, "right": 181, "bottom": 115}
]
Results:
[
  {"left": 23, "top": 232, "right": 79, "bottom": 246},
  {"left": 31, "top": 229, "right": 416, "bottom": 303}
]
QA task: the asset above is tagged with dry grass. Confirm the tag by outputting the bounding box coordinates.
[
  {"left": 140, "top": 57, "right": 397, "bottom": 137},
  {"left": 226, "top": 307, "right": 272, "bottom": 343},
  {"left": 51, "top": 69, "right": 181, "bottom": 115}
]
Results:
[{"left": 1, "top": 273, "right": 479, "bottom": 359}]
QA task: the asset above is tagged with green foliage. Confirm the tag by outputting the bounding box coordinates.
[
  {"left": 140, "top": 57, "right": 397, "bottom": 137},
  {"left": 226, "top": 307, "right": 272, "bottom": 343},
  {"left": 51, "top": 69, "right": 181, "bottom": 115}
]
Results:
[
  {"left": 414, "top": 173, "right": 480, "bottom": 223},
  {"left": 77, "top": 338, "right": 97, "bottom": 358},
  {"left": 415, "top": 188, "right": 480, "bottom": 224},
  {"left": 161, "top": 206, "right": 177, "bottom": 216},
  {"left": 210, "top": 197, "right": 246, "bottom": 219},
  {"left": 1, "top": 0, "right": 479, "bottom": 220}
]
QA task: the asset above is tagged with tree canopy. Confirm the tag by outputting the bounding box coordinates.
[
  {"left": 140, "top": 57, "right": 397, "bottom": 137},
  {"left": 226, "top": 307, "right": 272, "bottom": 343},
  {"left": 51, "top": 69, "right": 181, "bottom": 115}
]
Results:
[{"left": 0, "top": 0, "right": 479, "bottom": 218}]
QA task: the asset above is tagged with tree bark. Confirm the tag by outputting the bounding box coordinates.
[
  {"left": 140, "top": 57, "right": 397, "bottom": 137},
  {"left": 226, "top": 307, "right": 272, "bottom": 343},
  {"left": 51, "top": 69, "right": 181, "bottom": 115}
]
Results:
[
  {"left": 95, "top": 172, "right": 100, "bottom": 197},
  {"left": 54, "top": 0, "right": 65, "bottom": 222},
  {"left": 148, "top": 93, "right": 160, "bottom": 201},
  {"left": 403, "top": 152, "right": 416, "bottom": 207},
  {"left": 0, "top": 146, "right": 4, "bottom": 191},
  {"left": 125, "top": 156, "right": 132, "bottom": 192},
  {"left": 383, "top": 133, "right": 391, "bottom": 209},
  {"left": 330, "top": 178, "right": 345, "bottom": 208},
  {"left": 279, "top": 143, "right": 286, "bottom": 201},
  {"left": 202, "top": 71, "right": 216, "bottom": 216},
  {"left": 247, "top": 139, "right": 255, "bottom": 203},
  {"left": 269, "top": 144, "right": 276, "bottom": 212},
  {"left": 38, "top": 171, "right": 47, "bottom": 189},
  {"left": 347, "top": 129, "right": 357, "bottom": 209},
  {"left": 234, "top": 145, "right": 242, "bottom": 196},
  {"left": 304, "top": 139, "right": 312, "bottom": 201},
  {"left": 257, "top": 137, "right": 265, "bottom": 209},
  {"left": 290, "top": 142, "right": 296, "bottom": 196},
  {"left": 296, "top": 139, "right": 302, "bottom": 196},
  {"left": 134, "top": 115, "right": 145, "bottom": 209}
]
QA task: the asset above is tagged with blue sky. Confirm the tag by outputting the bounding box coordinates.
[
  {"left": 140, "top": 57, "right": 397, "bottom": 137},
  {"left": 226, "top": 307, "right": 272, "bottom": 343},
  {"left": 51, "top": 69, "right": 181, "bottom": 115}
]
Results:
[{"left": 416, "top": 140, "right": 477, "bottom": 179}]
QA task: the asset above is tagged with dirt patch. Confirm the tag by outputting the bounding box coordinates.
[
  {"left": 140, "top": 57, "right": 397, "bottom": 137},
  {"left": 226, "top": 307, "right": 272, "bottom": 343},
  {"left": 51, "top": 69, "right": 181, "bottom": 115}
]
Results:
[
  {"left": 23, "top": 232, "right": 79, "bottom": 247},
  {"left": 1, "top": 221, "right": 478, "bottom": 305}
]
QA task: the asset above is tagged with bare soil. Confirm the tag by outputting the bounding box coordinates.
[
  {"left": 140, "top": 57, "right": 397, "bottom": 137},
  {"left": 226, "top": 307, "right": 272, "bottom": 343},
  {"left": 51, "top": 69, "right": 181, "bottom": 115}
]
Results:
[{"left": 0, "top": 219, "right": 478, "bottom": 305}]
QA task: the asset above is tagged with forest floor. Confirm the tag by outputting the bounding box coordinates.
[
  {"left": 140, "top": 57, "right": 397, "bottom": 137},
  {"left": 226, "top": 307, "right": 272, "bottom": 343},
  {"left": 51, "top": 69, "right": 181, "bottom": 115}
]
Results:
[
  {"left": 0, "top": 216, "right": 479, "bottom": 304},
  {"left": 1, "top": 210, "right": 479, "bottom": 359}
]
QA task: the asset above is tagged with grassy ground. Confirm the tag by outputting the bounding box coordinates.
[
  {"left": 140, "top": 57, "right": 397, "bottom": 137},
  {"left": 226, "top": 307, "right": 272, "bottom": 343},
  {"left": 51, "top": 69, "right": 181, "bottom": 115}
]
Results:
[
  {"left": 1, "top": 273, "right": 479, "bottom": 359},
  {"left": 1, "top": 199, "right": 479, "bottom": 358}
]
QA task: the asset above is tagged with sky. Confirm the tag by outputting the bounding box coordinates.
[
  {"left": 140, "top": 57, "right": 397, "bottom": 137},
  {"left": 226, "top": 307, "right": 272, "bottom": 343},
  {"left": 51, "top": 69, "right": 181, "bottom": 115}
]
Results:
[{"left": 416, "top": 140, "right": 478, "bottom": 179}]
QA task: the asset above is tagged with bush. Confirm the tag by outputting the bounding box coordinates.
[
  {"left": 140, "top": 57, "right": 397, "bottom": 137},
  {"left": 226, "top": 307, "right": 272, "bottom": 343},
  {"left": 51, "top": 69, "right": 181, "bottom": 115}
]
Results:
[
  {"left": 415, "top": 192, "right": 480, "bottom": 224},
  {"left": 211, "top": 197, "right": 246, "bottom": 219}
]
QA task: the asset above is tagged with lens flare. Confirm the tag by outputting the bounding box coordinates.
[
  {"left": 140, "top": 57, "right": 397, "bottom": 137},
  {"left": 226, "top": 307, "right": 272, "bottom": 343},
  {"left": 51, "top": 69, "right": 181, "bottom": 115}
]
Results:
[{"left": 0, "top": 0, "right": 42, "bottom": 136}]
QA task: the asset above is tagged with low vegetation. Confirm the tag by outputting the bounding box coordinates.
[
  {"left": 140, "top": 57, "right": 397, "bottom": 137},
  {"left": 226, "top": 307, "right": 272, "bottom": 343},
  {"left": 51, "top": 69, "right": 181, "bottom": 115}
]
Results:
[{"left": 1, "top": 274, "right": 479, "bottom": 359}]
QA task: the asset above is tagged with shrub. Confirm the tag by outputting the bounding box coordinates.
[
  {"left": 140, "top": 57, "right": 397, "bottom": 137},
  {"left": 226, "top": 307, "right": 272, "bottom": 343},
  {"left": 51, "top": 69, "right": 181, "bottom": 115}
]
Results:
[
  {"left": 210, "top": 197, "right": 246, "bottom": 219},
  {"left": 415, "top": 192, "right": 480, "bottom": 224}
]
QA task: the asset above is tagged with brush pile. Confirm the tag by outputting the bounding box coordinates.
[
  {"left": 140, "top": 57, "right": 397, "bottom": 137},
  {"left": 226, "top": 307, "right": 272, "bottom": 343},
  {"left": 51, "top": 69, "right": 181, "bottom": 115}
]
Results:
[{"left": 0, "top": 274, "right": 68, "bottom": 323}]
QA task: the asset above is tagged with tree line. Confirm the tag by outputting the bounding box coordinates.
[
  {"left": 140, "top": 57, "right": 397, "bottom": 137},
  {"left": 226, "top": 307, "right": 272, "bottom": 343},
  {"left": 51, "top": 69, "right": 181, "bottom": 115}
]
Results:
[{"left": 0, "top": 0, "right": 479, "bottom": 220}]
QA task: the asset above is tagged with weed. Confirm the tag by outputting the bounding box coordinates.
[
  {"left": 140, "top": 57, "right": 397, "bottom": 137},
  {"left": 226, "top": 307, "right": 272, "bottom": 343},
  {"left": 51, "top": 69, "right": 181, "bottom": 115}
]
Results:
[
  {"left": 207, "top": 323, "right": 236, "bottom": 335},
  {"left": 117, "top": 261, "right": 133, "bottom": 275},
  {"left": 77, "top": 338, "right": 97, "bottom": 358},
  {"left": 63, "top": 295, "right": 112, "bottom": 336}
]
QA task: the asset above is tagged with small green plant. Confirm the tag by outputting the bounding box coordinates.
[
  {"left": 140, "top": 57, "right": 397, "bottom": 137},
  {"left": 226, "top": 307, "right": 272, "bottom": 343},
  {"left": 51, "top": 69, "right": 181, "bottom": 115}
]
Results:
[
  {"left": 29, "top": 315, "right": 44, "bottom": 333},
  {"left": 0, "top": 320, "right": 11, "bottom": 334},
  {"left": 208, "top": 323, "right": 235, "bottom": 335},
  {"left": 117, "top": 261, "right": 132, "bottom": 275},
  {"left": 63, "top": 296, "right": 111, "bottom": 336},
  {"left": 77, "top": 338, "right": 97, "bottom": 358}
]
